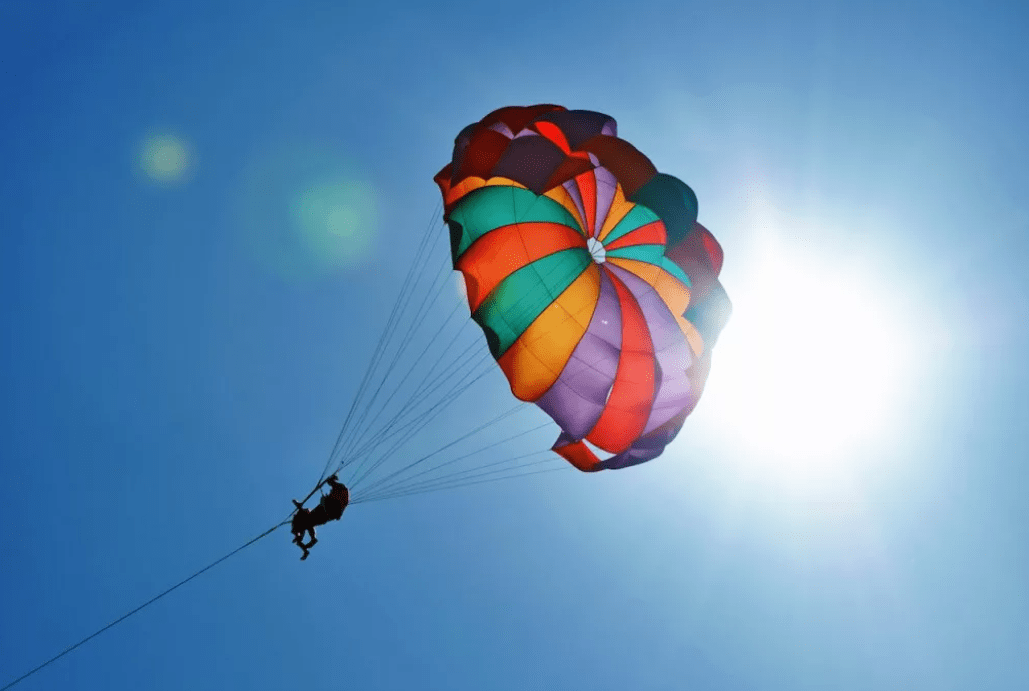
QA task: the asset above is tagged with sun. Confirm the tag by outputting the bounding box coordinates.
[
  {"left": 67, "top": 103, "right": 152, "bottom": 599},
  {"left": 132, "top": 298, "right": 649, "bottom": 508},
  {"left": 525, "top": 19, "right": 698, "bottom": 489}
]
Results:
[{"left": 699, "top": 233, "right": 917, "bottom": 481}]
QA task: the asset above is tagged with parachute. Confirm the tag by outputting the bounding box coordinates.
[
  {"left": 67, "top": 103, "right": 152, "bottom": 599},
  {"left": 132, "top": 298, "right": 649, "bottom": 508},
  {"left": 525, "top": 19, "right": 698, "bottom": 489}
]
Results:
[
  {"left": 0, "top": 107, "right": 736, "bottom": 691},
  {"left": 435, "top": 105, "right": 731, "bottom": 472}
]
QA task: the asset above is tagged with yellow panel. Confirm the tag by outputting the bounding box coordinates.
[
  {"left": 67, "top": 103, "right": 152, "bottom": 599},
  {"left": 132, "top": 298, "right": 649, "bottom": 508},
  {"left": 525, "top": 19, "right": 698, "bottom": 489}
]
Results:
[
  {"left": 445, "top": 176, "right": 528, "bottom": 209},
  {"left": 484, "top": 176, "right": 527, "bottom": 189},
  {"left": 544, "top": 185, "right": 587, "bottom": 236},
  {"left": 498, "top": 264, "right": 601, "bottom": 400},
  {"left": 607, "top": 257, "right": 702, "bottom": 354},
  {"left": 681, "top": 320, "right": 705, "bottom": 358}
]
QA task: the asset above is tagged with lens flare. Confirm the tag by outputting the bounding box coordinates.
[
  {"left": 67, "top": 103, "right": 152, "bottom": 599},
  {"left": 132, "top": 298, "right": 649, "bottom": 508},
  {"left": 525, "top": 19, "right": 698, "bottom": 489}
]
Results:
[
  {"left": 138, "top": 134, "right": 192, "bottom": 184},
  {"left": 231, "top": 145, "right": 378, "bottom": 280}
]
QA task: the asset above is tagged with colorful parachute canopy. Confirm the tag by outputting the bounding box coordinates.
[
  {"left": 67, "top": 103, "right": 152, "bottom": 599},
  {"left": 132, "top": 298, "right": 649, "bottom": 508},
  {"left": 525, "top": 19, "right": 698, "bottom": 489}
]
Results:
[{"left": 435, "top": 105, "right": 731, "bottom": 472}]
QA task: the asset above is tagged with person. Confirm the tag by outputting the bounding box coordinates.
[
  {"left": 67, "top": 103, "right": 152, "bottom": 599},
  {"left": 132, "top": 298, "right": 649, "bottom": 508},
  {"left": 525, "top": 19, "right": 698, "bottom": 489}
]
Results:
[{"left": 291, "top": 474, "right": 350, "bottom": 560}]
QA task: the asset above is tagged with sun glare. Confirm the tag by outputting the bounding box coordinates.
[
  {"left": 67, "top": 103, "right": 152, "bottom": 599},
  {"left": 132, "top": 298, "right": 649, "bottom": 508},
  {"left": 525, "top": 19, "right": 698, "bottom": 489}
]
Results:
[{"left": 701, "top": 234, "right": 917, "bottom": 481}]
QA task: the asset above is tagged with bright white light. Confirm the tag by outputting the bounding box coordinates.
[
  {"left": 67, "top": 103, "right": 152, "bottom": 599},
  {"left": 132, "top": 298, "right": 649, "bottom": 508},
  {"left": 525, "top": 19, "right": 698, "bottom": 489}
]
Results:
[
  {"left": 701, "top": 234, "right": 917, "bottom": 480},
  {"left": 455, "top": 272, "right": 469, "bottom": 306}
]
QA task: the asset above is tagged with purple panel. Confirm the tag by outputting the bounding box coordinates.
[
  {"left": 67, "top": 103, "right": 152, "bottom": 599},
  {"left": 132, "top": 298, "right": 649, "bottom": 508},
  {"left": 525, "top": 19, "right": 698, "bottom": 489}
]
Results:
[
  {"left": 561, "top": 177, "right": 587, "bottom": 233},
  {"left": 593, "top": 167, "right": 618, "bottom": 239},
  {"left": 488, "top": 122, "right": 514, "bottom": 137},
  {"left": 598, "top": 445, "right": 663, "bottom": 470},
  {"left": 605, "top": 264, "right": 695, "bottom": 435},
  {"left": 535, "top": 271, "right": 622, "bottom": 439},
  {"left": 453, "top": 123, "right": 478, "bottom": 153},
  {"left": 597, "top": 411, "right": 686, "bottom": 470},
  {"left": 560, "top": 167, "right": 618, "bottom": 238}
]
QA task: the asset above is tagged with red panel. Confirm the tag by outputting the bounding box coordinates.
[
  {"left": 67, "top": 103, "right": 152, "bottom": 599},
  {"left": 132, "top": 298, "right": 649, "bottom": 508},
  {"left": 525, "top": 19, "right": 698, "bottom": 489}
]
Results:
[
  {"left": 552, "top": 439, "right": 603, "bottom": 472},
  {"left": 576, "top": 171, "right": 598, "bottom": 237},
  {"left": 697, "top": 222, "right": 725, "bottom": 275},
  {"left": 455, "top": 221, "right": 586, "bottom": 312},
  {"left": 533, "top": 120, "right": 572, "bottom": 154},
  {"left": 586, "top": 269, "right": 656, "bottom": 453},
  {"left": 603, "top": 220, "right": 666, "bottom": 251},
  {"left": 455, "top": 130, "right": 510, "bottom": 182},
  {"left": 542, "top": 157, "right": 596, "bottom": 195},
  {"left": 482, "top": 104, "right": 566, "bottom": 134}
]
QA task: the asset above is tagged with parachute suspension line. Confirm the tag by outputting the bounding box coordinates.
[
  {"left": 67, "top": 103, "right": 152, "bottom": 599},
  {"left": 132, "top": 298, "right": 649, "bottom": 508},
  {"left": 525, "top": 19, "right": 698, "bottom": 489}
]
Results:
[
  {"left": 347, "top": 402, "right": 528, "bottom": 493},
  {"left": 343, "top": 297, "right": 471, "bottom": 457},
  {"left": 402, "top": 315, "right": 483, "bottom": 400},
  {"left": 355, "top": 449, "right": 554, "bottom": 502},
  {"left": 345, "top": 397, "right": 523, "bottom": 493},
  {"left": 333, "top": 318, "right": 485, "bottom": 491},
  {"left": 346, "top": 310, "right": 482, "bottom": 459},
  {"left": 318, "top": 203, "right": 445, "bottom": 482},
  {"left": 0, "top": 519, "right": 288, "bottom": 691},
  {"left": 347, "top": 386, "right": 523, "bottom": 492},
  {"left": 342, "top": 372, "right": 496, "bottom": 498},
  {"left": 355, "top": 435, "right": 563, "bottom": 504},
  {"left": 341, "top": 342, "right": 494, "bottom": 485},
  {"left": 334, "top": 249, "right": 459, "bottom": 465},
  {"left": 318, "top": 204, "right": 442, "bottom": 482},
  {"left": 341, "top": 351, "right": 503, "bottom": 489},
  {"left": 326, "top": 218, "right": 451, "bottom": 473},
  {"left": 357, "top": 420, "right": 553, "bottom": 498},
  {"left": 356, "top": 457, "right": 565, "bottom": 504},
  {"left": 327, "top": 209, "right": 446, "bottom": 474},
  {"left": 336, "top": 291, "right": 482, "bottom": 485},
  {"left": 352, "top": 463, "right": 569, "bottom": 505}
]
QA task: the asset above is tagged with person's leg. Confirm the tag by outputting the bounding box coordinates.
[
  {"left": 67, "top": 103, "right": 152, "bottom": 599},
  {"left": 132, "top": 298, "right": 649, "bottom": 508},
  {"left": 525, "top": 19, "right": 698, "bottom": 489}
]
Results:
[{"left": 291, "top": 508, "right": 311, "bottom": 541}]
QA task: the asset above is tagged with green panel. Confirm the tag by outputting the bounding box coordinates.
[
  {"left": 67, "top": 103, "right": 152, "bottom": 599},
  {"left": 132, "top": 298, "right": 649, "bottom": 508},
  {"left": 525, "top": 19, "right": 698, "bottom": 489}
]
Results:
[
  {"left": 473, "top": 248, "right": 592, "bottom": 358},
  {"left": 602, "top": 204, "right": 661, "bottom": 246},
  {"left": 628, "top": 173, "right": 698, "bottom": 246},
  {"left": 605, "top": 243, "right": 665, "bottom": 264},
  {"left": 448, "top": 185, "right": 582, "bottom": 260},
  {"left": 659, "top": 257, "right": 692, "bottom": 288},
  {"left": 607, "top": 245, "right": 693, "bottom": 289}
]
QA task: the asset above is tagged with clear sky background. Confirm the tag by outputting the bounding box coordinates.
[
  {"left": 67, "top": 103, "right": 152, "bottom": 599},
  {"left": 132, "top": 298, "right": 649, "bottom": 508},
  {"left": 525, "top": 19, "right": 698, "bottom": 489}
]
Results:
[{"left": 2, "top": 1, "right": 1027, "bottom": 689}]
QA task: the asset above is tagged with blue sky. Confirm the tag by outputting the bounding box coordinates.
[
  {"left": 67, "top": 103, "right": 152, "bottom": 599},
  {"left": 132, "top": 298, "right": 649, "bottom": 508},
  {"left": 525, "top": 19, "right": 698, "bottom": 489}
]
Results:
[{"left": 2, "top": 1, "right": 1027, "bottom": 689}]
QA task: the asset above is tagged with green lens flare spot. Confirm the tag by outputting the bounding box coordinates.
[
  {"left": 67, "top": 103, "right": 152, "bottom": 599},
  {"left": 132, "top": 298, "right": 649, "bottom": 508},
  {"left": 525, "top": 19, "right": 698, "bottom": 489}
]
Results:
[
  {"left": 139, "top": 134, "right": 192, "bottom": 183},
  {"left": 231, "top": 145, "right": 379, "bottom": 280},
  {"left": 291, "top": 180, "right": 377, "bottom": 266}
]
